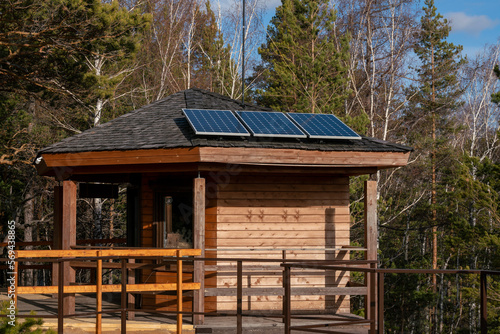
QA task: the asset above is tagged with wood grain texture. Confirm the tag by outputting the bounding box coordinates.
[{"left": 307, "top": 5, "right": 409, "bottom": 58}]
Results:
[{"left": 212, "top": 175, "right": 351, "bottom": 313}]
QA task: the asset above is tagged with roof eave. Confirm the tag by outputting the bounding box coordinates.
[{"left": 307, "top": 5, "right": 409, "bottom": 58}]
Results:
[{"left": 36, "top": 147, "right": 411, "bottom": 179}]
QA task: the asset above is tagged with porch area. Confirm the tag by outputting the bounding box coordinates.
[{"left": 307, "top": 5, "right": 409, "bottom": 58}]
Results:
[
  {"left": 5, "top": 249, "right": 498, "bottom": 334},
  {"left": 11, "top": 294, "right": 368, "bottom": 333},
  {"left": 7, "top": 248, "right": 378, "bottom": 334}
]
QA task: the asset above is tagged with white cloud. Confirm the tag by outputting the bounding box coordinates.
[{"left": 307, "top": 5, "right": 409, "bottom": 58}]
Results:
[{"left": 446, "top": 12, "right": 500, "bottom": 36}]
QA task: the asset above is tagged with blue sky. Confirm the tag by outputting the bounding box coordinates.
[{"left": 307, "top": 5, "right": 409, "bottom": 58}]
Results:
[
  {"left": 437, "top": 0, "right": 500, "bottom": 56},
  {"left": 214, "top": 0, "right": 500, "bottom": 58}
]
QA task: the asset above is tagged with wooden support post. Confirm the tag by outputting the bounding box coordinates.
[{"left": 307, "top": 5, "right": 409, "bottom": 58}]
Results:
[
  {"left": 193, "top": 178, "right": 205, "bottom": 325},
  {"left": 121, "top": 258, "right": 127, "bottom": 334},
  {"left": 364, "top": 180, "right": 378, "bottom": 328},
  {"left": 96, "top": 251, "right": 102, "bottom": 334},
  {"left": 128, "top": 258, "right": 135, "bottom": 320},
  {"left": 53, "top": 181, "right": 77, "bottom": 315},
  {"left": 177, "top": 250, "right": 183, "bottom": 334},
  {"left": 237, "top": 260, "right": 242, "bottom": 334},
  {"left": 480, "top": 272, "right": 487, "bottom": 334}
]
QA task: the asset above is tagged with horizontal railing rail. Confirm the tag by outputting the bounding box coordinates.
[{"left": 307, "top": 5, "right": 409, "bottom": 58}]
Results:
[{"left": 281, "top": 262, "right": 500, "bottom": 334}]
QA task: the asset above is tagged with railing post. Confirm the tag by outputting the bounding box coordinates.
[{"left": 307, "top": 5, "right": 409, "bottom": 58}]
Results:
[
  {"left": 283, "top": 265, "right": 291, "bottom": 334},
  {"left": 177, "top": 250, "right": 183, "bottom": 334},
  {"left": 237, "top": 260, "right": 243, "bottom": 334},
  {"left": 13, "top": 259, "right": 18, "bottom": 310},
  {"left": 96, "top": 251, "right": 102, "bottom": 334},
  {"left": 377, "top": 271, "right": 384, "bottom": 334},
  {"left": 369, "top": 263, "right": 376, "bottom": 334},
  {"left": 128, "top": 258, "right": 135, "bottom": 320},
  {"left": 58, "top": 259, "right": 64, "bottom": 334},
  {"left": 480, "top": 272, "right": 487, "bottom": 334},
  {"left": 121, "top": 258, "right": 127, "bottom": 334}
]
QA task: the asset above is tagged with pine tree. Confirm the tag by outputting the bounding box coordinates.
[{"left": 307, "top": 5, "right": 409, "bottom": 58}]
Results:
[
  {"left": 404, "top": 0, "right": 464, "bottom": 331},
  {"left": 257, "top": 0, "right": 350, "bottom": 115}
]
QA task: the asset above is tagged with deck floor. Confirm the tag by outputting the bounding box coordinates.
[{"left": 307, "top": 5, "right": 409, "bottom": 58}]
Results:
[{"left": 8, "top": 293, "right": 369, "bottom": 333}]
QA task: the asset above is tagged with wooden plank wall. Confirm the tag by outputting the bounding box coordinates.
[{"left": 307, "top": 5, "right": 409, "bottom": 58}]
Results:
[{"left": 209, "top": 175, "right": 351, "bottom": 313}]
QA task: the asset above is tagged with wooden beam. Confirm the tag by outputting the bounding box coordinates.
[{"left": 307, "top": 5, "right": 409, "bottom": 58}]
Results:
[
  {"left": 17, "top": 248, "right": 201, "bottom": 258},
  {"left": 40, "top": 148, "right": 201, "bottom": 168},
  {"left": 52, "top": 181, "right": 77, "bottom": 315},
  {"left": 364, "top": 180, "right": 378, "bottom": 327},
  {"left": 199, "top": 147, "right": 410, "bottom": 168},
  {"left": 44, "top": 163, "right": 379, "bottom": 178},
  {"left": 17, "top": 282, "right": 200, "bottom": 294},
  {"left": 193, "top": 178, "right": 205, "bottom": 325},
  {"left": 37, "top": 147, "right": 410, "bottom": 177}
]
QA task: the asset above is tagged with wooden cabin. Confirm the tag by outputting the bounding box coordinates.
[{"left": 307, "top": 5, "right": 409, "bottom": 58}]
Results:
[{"left": 34, "top": 88, "right": 411, "bottom": 320}]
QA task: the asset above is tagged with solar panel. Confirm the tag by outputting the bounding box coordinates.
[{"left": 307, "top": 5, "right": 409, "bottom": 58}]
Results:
[
  {"left": 235, "top": 111, "right": 307, "bottom": 138},
  {"left": 287, "top": 113, "right": 361, "bottom": 139},
  {"left": 182, "top": 109, "right": 250, "bottom": 136}
]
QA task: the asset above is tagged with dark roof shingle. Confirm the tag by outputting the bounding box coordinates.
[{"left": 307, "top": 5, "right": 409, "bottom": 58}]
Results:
[{"left": 38, "top": 88, "right": 412, "bottom": 155}]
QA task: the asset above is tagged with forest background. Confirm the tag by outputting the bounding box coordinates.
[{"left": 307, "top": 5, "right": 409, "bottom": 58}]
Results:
[{"left": 0, "top": 0, "right": 499, "bottom": 332}]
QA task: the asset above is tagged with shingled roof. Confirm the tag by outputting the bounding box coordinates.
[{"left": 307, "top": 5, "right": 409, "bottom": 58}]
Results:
[{"left": 38, "top": 88, "right": 412, "bottom": 155}]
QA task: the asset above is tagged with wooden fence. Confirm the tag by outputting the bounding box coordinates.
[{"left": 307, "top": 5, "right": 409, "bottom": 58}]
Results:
[
  {"left": 11, "top": 249, "right": 201, "bottom": 334},
  {"left": 3, "top": 249, "right": 500, "bottom": 334}
]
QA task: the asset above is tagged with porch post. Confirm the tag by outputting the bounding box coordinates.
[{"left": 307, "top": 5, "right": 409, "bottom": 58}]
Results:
[
  {"left": 52, "top": 180, "right": 77, "bottom": 315},
  {"left": 193, "top": 177, "right": 206, "bottom": 325},
  {"left": 364, "top": 180, "right": 378, "bottom": 332}
]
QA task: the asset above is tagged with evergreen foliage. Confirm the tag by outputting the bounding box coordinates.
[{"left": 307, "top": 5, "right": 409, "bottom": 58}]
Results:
[
  {"left": 0, "top": 0, "right": 149, "bottom": 98},
  {"left": 493, "top": 64, "right": 500, "bottom": 105},
  {"left": 258, "top": 0, "right": 350, "bottom": 115},
  {"left": 0, "top": 301, "right": 56, "bottom": 334}
]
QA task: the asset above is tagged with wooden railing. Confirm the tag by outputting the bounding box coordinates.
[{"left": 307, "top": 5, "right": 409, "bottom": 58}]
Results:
[
  {"left": 12, "top": 249, "right": 201, "bottom": 334},
  {"left": 7, "top": 249, "right": 496, "bottom": 333},
  {"left": 5, "top": 247, "right": 371, "bottom": 334},
  {"left": 281, "top": 262, "right": 500, "bottom": 334}
]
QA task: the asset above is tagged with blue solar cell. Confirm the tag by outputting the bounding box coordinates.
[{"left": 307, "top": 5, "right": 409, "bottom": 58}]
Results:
[
  {"left": 287, "top": 113, "right": 361, "bottom": 139},
  {"left": 183, "top": 109, "right": 250, "bottom": 136},
  {"left": 235, "top": 111, "right": 307, "bottom": 138}
]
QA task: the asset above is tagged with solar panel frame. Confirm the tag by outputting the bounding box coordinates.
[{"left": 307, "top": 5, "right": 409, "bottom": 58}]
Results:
[
  {"left": 286, "top": 113, "right": 361, "bottom": 140},
  {"left": 182, "top": 108, "right": 250, "bottom": 137},
  {"left": 235, "top": 111, "right": 307, "bottom": 138}
]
